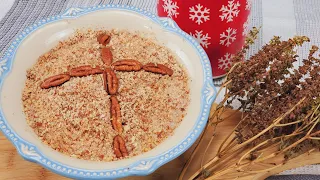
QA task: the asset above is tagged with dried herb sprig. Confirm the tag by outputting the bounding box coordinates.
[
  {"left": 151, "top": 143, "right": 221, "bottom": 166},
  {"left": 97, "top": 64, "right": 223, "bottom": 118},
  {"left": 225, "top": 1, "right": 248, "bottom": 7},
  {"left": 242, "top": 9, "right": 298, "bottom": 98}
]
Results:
[
  {"left": 178, "top": 28, "right": 260, "bottom": 180},
  {"left": 179, "top": 28, "right": 320, "bottom": 180}
]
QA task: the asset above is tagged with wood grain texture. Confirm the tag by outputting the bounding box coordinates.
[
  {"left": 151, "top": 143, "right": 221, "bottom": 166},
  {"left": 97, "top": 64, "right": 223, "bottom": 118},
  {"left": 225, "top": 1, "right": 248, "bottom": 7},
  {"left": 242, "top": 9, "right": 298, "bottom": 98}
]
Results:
[{"left": 0, "top": 106, "right": 318, "bottom": 180}]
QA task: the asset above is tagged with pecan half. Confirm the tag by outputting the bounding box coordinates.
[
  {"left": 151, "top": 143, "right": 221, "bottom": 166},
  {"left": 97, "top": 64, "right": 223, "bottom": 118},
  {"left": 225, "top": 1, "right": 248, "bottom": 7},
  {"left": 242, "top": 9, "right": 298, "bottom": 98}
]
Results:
[
  {"left": 143, "top": 63, "right": 173, "bottom": 76},
  {"left": 113, "top": 135, "right": 128, "bottom": 158},
  {"left": 110, "top": 96, "right": 123, "bottom": 134},
  {"left": 69, "top": 65, "right": 103, "bottom": 77},
  {"left": 112, "top": 59, "right": 142, "bottom": 71},
  {"left": 101, "top": 48, "right": 113, "bottom": 66},
  {"left": 97, "top": 34, "right": 111, "bottom": 46},
  {"left": 103, "top": 68, "right": 119, "bottom": 95},
  {"left": 40, "top": 74, "right": 71, "bottom": 89}
]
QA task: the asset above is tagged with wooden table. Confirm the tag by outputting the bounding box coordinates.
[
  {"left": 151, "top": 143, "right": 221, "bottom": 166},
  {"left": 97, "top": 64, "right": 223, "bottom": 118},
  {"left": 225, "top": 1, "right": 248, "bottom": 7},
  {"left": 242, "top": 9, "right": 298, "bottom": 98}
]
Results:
[
  {"left": 0, "top": 131, "right": 191, "bottom": 180},
  {"left": 0, "top": 107, "right": 318, "bottom": 180}
]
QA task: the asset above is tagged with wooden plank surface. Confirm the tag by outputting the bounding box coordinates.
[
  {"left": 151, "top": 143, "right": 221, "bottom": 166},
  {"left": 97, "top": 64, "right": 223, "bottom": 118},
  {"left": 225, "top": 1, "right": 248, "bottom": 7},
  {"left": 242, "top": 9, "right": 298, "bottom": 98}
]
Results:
[
  {"left": 0, "top": 130, "right": 191, "bottom": 180},
  {"left": 0, "top": 107, "right": 318, "bottom": 180}
]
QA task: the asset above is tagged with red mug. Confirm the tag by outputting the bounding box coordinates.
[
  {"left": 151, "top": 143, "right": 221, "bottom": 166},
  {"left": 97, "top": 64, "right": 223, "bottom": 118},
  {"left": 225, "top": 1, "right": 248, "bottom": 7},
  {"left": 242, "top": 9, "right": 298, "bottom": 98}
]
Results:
[{"left": 157, "top": 0, "right": 251, "bottom": 78}]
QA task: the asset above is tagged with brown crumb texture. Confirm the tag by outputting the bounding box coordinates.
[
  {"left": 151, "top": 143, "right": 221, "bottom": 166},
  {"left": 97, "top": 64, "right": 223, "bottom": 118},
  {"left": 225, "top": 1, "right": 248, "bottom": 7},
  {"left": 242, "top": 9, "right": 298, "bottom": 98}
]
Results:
[{"left": 22, "top": 29, "right": 190, "bottom": 162}]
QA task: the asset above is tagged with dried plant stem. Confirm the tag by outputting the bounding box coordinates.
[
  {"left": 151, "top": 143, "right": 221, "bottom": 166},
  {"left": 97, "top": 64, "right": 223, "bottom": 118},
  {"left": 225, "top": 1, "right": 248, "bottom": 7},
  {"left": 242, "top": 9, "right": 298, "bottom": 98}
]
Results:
[
  {"left": 203, "top": 107, "right": 311, "bottom": 180},
  {"left": 179, "top": 105, "right": 229, "bottom": 179},
  {"left": 209, "top": 161, "right": 256, "bottom": 179},
  {"left": 275, "top": 119, "right": 303, "bottom": 127},
  {"left": 219, "top": 138, "right": 238, "bottom": 155},
  {"left": 252, "top": 142, "right": 314, "bottom": 167},
  {"left": 237, "top": 132, "right": 302, "bottom": 166},
  {"left": 294, "top": 113, "right": 318, "bottom": 133},
  {"left": 250, "top": 133, "right": 318, "bottom": 165},
  {"left": 215, "top": 98, "right": 305, "bottom": 165},
  {"left": 188, "top": 147, "right": 246, "bottom": 180},
  {"left": 307, "top": 148, "right": 316, "bottom": 154},
  {"left": 189, "top": 121, "right": 300, "bottom": 180},
  {"left": 234, "top": 148, "right": 317, "bottom": 179},
  {"left": 237, "top": 139, "right": 271, "bottom": 165},
  {"left": 212, "top": 109, "right": 242, "bottom": 125},
  {"left": 209, "top": 141, "right": 279, "bottom": 174},
  {"left": 252, "top": 137, "right": 307, "bottom": 164},
  {"left": 240, "top": 164, "right": 283, "bottom": 175},
  {"left": 226, "top": 62, "right": 242, "bottom": 77},
  {"left": 179, "top": 126, "right": 215, "bottom": 180},
  {"left": 197, "top": 126, "right": 310, "bottom": 179},
  {"left": 307, "top": 117, "right": 319, "bottom": 135},
  {"left": 201, "top": 133, "right": 215, "bottom": 168},
  {"left": 209, "top": 96, "right": 230, "bottom": 125},
  {"left": 178, "top": 124, "right": 209, "bottom": 180},
  {"left": 216, "top": 109, "right": 242, "bottom": 123},
  {"left": 181, "top": 34, "right": 320, "bottom": 180},
  {"left": 223, "top": 97, "right": 305, "bottom": 153},
  {"left": 195, "top": 137, "right": 238, "bottom": 177},
  {"left": 217, "top": 80, "right": 232, "bottom": 95},
  {"left": 187, "top": 157, "right": 219, "bottom": 180},
  {"left": 207, "top": 141, "right": 301, "bottom": 180},
  {"left": 179, "top": 80, "right": 238, "bottom": 179},
  {"left": 310, "top": 130, "right": 320, "bottom": 137},
  {"left": 188, "top": 97, "right": 306, "bottom": 180},
  {"left": 210, "top": 105, "right": 225, "bottom": 122},
  {"left": 206, "top": 147, "right": 247, "bottom": 173},
  {"left": 205, "top": 164, "right": 247, "bottom": 180},
  {"left": 311, "top": 104, "right": 320, "bottom": 119},
  {"left": 187, "top": 35, "right": 320, "bottom": 180},
  {"left": 178, "top": 80, "right": 233, "bottom": 180},
  {"left": 218, "top": 116, "right": 248, "bottom": 154}
]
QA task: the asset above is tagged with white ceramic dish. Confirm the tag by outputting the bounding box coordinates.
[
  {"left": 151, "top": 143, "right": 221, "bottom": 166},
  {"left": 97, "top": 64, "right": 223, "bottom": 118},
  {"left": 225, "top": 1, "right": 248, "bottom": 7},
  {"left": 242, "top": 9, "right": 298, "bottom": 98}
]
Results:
[{"left": 0, "top": 5, "right": 216, "bottom": 179}]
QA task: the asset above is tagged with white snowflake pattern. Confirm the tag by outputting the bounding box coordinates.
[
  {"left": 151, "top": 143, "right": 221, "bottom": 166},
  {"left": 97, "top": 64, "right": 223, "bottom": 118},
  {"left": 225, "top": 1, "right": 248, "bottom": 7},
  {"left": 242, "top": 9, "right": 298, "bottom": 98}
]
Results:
[
  {"left": 190, "top": 30, "right": 211, "bottom": 48},
  {"left": 242, "top": 18, "right": 250, "bottom": 36},
  {"left": 162, "top": 0, "right": 179, "bottom": 18},
  {"left": 189, "top": 4, "right": 210, "bottom": 25},
  {"left": 218, "top": 53, "right": 233, "bottom": 70},
  {"left": 219, "top": 0, "right": 241, "bottom": 23},
  {"left": 245, "top": 0, "right": 252, "bottom": 10},
  {"left": 220, "top": 27, "right": 237, "bottom": 47}
]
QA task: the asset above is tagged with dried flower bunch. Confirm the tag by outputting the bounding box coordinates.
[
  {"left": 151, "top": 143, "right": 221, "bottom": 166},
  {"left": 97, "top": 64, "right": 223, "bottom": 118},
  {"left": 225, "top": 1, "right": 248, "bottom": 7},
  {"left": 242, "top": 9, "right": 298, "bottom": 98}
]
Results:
[{"left": 179, "top": 28, "right": 320, "bottom": 180}]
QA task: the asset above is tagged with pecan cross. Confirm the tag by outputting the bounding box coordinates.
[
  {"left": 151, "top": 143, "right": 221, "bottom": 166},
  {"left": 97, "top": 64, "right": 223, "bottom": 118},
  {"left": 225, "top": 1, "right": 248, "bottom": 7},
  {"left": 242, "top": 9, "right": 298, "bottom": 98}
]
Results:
[{"left": 39, "top": 33, "right": 173, "bottom": 159}]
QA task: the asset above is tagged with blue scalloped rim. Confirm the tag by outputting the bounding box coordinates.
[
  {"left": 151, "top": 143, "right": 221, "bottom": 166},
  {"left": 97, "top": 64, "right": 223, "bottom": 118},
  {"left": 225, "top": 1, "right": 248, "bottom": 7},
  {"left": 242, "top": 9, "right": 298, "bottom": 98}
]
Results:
[{"left": 0, "top": 4, "right": 217, "bottom": 179}]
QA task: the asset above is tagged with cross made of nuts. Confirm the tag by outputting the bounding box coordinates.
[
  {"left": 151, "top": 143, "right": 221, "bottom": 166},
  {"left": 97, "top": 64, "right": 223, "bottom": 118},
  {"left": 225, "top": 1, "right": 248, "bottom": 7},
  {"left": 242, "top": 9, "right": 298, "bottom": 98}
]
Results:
[{"left": 40, "top": 33, "right": 174, "bottom": 159}]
